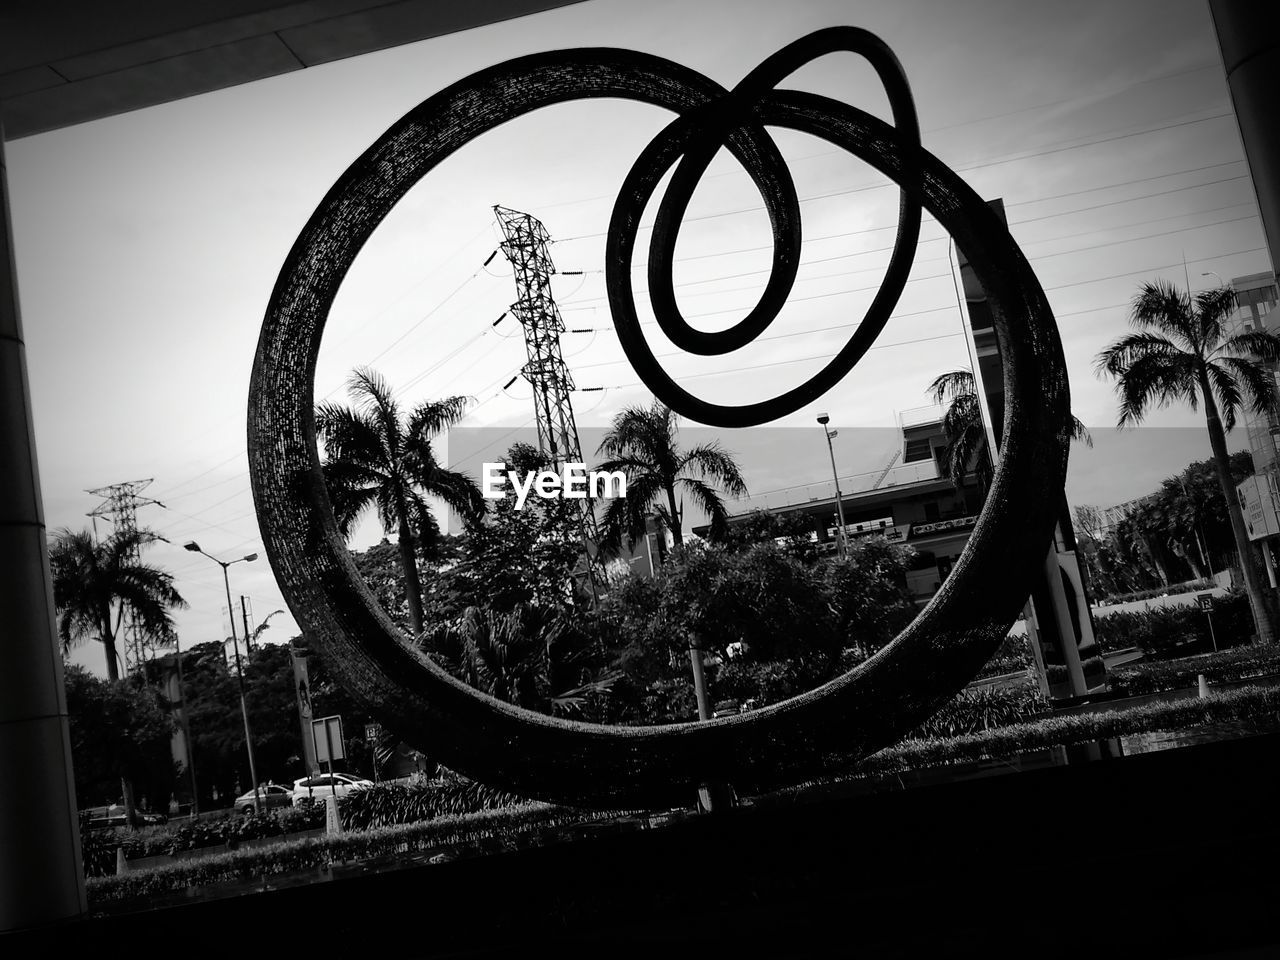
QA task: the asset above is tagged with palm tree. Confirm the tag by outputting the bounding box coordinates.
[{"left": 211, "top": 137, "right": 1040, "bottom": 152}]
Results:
[
  {"left": 420, "top": 604, "right": 618, "bottom": 716},
  {"left": 316, "top": 367, "right": 485, "bottom": 636},
  {"left": 1096, "top": 280, "right": 1280, "bottom": 645},
  {"left": 49, "top": 526, "right": 186, "bottom": 826},
  {"left": 928, "top": 368, "right": 1092, "bottom": 490},
  {"left": 50, "top": 528, "right": 186, "bottom": 682},
  {"left": 594, "top": 399, "right": 748, "bottom": 554}
]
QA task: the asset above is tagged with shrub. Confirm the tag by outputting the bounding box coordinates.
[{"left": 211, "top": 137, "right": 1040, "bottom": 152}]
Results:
[
  {"left": 907, "top": 687, "right": 1048, "bottom": 739},
  {"left": 975, "top": 633, "right": 1031, "bottom": 679},
  {"left": 340, "top": 772, "right": 526, "bottom": 831},
  {"left": 714, "top": 659, "right": 816, "bottom": 709}
]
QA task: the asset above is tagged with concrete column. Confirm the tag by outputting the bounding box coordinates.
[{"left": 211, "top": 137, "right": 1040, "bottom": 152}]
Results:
[
  {"left": 1042, "top": 545, "right": 1088, "bottom": 697},
  {"left": 0, "top": 125, "right": 87, "bottom": 930},
  {"left": 1210, "top": 1, "right": 1280, "bottom": 273}
]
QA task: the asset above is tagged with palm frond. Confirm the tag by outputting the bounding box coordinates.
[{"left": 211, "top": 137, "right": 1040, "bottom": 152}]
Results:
[
  {"left": 315, "top": 403, "right": 388, "bottom": 468},
  {"left": 346, "top": 366, "right": 402, "bottom": 454},
  {"left": 1107, "top": 351, "right": 1199, "bottom": 427},
  {"left": 1219, "top": 329, "right": 1280, "bottom": 366},
  {"left": 1214, "top": 355, "right": 1278, "bottom": 419},
  {"left": 319, "top": 464, "right": 381, "bottom": 538},
  {"left": 1193, "top": 286, "right": 1238, "bottom": 348},
  {"left": 1129, "top": 280, "right": 1196, "bottom": 349},
  {"left": 1205, "top": 362, "right": 1243, "bottom": 432},
  {"left": 406, "top": 395, "right": 472, "bottom": 440},
  {"left": 677, "top": 476, "right": 733, "bottom": 541},
  {"left": 927, "top": 369, "right": 975, "bottom": 407},
  {"left": 677, "top": 442, "right": 749, "bottom": 499}
]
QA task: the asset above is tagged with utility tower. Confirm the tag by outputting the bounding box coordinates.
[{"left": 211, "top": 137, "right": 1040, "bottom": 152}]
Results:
[
  {"left": 494, "top": 205, "right": 604, "bottom": 592},
  {"left": 87, "top": 478, "right": 165, "bottom": 675}
]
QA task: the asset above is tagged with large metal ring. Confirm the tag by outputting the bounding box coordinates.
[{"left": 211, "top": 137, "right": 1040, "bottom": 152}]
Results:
[{"left": 248, "top": 34, "right": 1071, "bottom": 808}]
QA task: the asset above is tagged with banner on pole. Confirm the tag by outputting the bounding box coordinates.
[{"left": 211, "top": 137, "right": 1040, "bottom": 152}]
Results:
[{"left": 290, "top": 648, "right": 317, "bottom": 774}]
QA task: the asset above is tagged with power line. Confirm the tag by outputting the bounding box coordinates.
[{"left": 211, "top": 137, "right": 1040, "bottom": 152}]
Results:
[{"left": 557, "top": 113, "right": 1236, "bottom": 242}]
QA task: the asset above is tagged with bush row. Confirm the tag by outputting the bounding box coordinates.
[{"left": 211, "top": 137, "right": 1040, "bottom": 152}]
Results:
[
  {"left": 87, "top": 803, "right": 628, "bottom": 905},
  {"left": 339, "top": 772, "right": 526, "bottom": 831},
  {"left": 1092, "top": 590, "right": 1253, "bottom": 657},
  {"left": 1098, "top": 579, "right": 1214, "bottom": 606},
  {"left": 80, "top": 805, "right": 327, "bottom": 878},
  {"left": 862, "top": 683, "right": 1280, "bottom": 776},
  {"left": 1105, "top": 646, "right": 1280, "bottom": 697}
]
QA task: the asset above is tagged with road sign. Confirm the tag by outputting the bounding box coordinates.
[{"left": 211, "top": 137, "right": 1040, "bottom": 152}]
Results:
[
  {"left": 1197, "top": 594, "right": 1213, "bottom": 612},
  {"left": 311, "top": 715, "right": 345, "bottom": 764}
]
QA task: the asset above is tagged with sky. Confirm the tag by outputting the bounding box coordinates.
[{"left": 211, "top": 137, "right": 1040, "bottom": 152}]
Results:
[{"left": 8, "top": 0, "right": 1274, "bottom": 678}]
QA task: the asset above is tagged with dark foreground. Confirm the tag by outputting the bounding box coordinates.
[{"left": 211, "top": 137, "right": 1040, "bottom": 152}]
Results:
[{"left": 9, "top": 732, "right": 1280, "bottom": 957}]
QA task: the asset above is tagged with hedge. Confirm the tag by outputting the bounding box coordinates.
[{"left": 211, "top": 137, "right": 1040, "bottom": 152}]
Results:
[
  {"left": 88, "top": 803, "right": 633, "bottom": 905},
  {"left": 1092, "top": 590, "right": 1253, "bottom": 656},
  {"left": 1099, "top": 579, "right": 1214, "bottom": 606},
  {"left": 860, "top": 683, "right": 1280, "bottom": 776},
  {"left": 1106, "top": 646, "right": 1280, "bottom": 697},
  {"left": 340, "top": 773, "right": 526, "bottom": 831}
]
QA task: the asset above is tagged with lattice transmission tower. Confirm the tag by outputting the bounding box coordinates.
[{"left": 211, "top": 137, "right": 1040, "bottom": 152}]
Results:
[
  {"left": 494, "top": 205, "right": 605, "bottom": 593},
  {"left": 87, "top": 478, "right": 165, "bottom": 675}
]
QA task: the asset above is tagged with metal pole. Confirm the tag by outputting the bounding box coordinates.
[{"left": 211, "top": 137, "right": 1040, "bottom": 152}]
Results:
[
  {"left": 688, "top": 639, "right": 712, "bottom": 721},
  {"left": 824, "top": 426, "right": 849, "bottom": 560},
  {"left": 239, "top": 595, "right": 261, "bottom": 811},
  {"left": 221, "top": 563, "right": 260, "bottom": 814}
]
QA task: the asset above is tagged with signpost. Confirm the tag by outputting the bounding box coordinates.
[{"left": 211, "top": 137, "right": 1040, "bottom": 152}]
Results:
[
  {"left": 1197, "top": 594, "right": 1218, "bottom": 652},
  {"left": 364, "top": 722, "right": 382, "bottom": 783},
  {"left": 311, "top": 714, "right": 345, "bottom": 792}
]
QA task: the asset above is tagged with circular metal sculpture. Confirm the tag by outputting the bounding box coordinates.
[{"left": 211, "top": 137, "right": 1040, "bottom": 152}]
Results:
[{"left": 249, "top": 27, "right": 1072, "bottom": 807}]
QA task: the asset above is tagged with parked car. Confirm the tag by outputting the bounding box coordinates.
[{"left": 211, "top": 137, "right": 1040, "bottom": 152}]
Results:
[
  {"left": 291, "top": 773, "right": 374, "bottom": 806},
  {"left": 233, "top": 782, "right": 295, "bottom": 815},
  {"left": 83, "top": 804, "right": 168, "bottom": 829}
]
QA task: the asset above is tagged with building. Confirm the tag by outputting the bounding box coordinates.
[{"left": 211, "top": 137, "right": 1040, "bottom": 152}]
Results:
[
  {"left": 694, "top": 408, "right": 983, "bottom": 606},
  {"left": 1228, "top": 272, "right": 1280, "bottom": 583}
]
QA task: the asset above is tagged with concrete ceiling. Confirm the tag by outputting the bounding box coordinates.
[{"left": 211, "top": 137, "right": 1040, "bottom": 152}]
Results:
[{"left": 0, "top": 0, "right": 587, "bottom": 139}]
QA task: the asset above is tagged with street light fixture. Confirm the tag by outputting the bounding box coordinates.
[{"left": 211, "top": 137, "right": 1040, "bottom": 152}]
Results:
[
  {"left": 183, "top": 541, "right": 262, "bottom": 813},
  {"left": 817, "top": 414, "right": 849, "bottom": 560}
]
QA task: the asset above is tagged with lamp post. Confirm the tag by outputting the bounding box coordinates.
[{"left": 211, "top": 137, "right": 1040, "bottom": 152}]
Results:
[
  {"left": 1201, "top": 270, "right": 1225, "bottom": 289},
  {"left": 183, "top": 541, "right": 262, "bottom": 813},
  {"left": 817, "top": 414, "right": 849, "bottom": 560}
]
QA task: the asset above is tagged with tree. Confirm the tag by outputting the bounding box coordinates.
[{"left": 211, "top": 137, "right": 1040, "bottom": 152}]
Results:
[
  {"left": 450, "top": 443, "right": 587, "bottom": 614},
  {"left": 594, "top": 399, "right": 748, "bottom": 552},
  {"left": 49, "top": 527, "right": 186, "bottom": 827},
  {"left": 64, "top": 665, "right": 175, "bottom": 814},
  {"left": 421, "top": 604, "right": 617, "bottom": 718},
  {"left": 49, "top": 527, "right": 186, "bottom": 682},
  {"left": 1096, "top": 280, "right": 1280, "bottom": 644},
  {"left": 316, "top": 367, "right": 485, "bottom": 636},
  {"left": 927, "top": 368, "right": 1092, "bottom": 490},
  {"left": 824, "top": 536, "right": 918, "bottom": 659}
]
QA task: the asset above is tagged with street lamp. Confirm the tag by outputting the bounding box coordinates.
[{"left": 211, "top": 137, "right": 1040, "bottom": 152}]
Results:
[
  {"left": 1201, "top": 270, "right": 1225, "bottom": 289},
  {"left": 183, "top": 541, "right": 262, "bottom": 813},
  {"left": 817, "top": 414, "right": 849, "bottom": 560}
]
